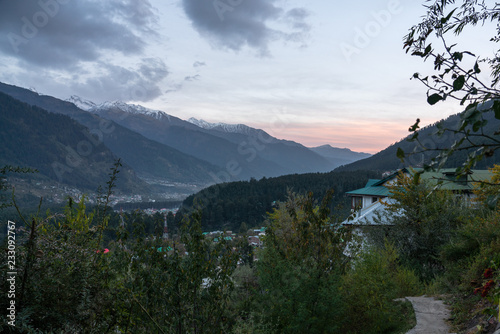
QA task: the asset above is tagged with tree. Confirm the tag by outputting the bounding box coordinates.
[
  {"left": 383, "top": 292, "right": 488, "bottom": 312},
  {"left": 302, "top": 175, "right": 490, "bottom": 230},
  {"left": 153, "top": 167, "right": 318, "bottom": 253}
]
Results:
[
  {"left": 473, "top": 164, "right": 500, "bottom": 208},
  {"left": 401, "top": 1, "right": 500, "bottom": 173},
  {"left": 256, "top": 191, "right": 350, "bottom": 333},
  {"left": 0, "top": 162, "right": 239, "bottom": 333},
  {"left": 368, "top": 171, "right": 467, "bottom": 281}
]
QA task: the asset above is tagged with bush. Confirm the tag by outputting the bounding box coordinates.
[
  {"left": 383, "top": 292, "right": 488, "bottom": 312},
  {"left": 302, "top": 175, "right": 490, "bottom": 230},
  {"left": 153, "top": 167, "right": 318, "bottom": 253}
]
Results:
[
  {"left": 340, "top": 243, "right": 422, "bottom": 334},
  {"left": 369, "top": 172, "right": 468, "bottom": 281},
  {"left": 256, "top": 192, "right": 349, "bottom": 333}
]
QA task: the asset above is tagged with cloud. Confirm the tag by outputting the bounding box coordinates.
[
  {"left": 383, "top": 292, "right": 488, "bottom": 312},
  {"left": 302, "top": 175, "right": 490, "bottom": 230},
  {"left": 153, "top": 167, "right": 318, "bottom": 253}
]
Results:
[
  {"left": 70, "top": 58, "right": 169, "bottom": 102},
  {"left": 165, "top": 83, "right": 183, "bottom": 95},
  {"left": 284, "top": 8, "right": 310, "bottom": 31},
  {"left": 184, "top": 74, "right": 200, "bottom": 82},
  {"left": 0, "top": 0, "right": 158, "bottom": 67},
  {"left": 181, "top": 0, "right": 310, "bottom": 56},
  {"left": 0, "top": 0, "right": 165, "bottom": 102},
  {"left": 193, "top": 61, "right": 206, "bottom": 68}
]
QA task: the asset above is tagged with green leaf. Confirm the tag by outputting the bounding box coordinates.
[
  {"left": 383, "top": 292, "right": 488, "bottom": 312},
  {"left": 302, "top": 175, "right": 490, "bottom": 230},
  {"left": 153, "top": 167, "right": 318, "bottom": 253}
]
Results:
[
  {"left": 396, "top": 147, "right": 405, "bottom": 161},
  {"left": 453, "top": 75, "right": 465, "bottom": 91},
  {"left": 424, "top": 44, "right": 432, "bottom": 56},
  {"left": 472, "top": 120, "right": 487, "bottom": 132},
  {"left": 460, "top": 94, "right": 469, "bottom": 105},
  {"left": 491, "top": 102, "right": 500, "bottom": 121},
  {"left": 474, "top": 61, "right": 481, "bottom": 74},
  {"left": 427, "top": 93, "right": 443, "bottom": 105},
  {"left": 453, "top": 52, "right": 463, "bottom": 61},
  {"left": 464, "top": 103, "right": 477, "bottom": 113},
  {"left": 408, "top": 118, "right": 420, "bottom": 132},
  {"left": 440, "top": 8, "right": 457, "bottom": 25}
]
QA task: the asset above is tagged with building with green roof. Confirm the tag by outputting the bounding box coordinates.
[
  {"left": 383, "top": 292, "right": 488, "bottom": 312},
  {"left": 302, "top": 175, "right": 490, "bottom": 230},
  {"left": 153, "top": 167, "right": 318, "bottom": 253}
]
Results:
[{"left": 343, "top": 167, "right": 493, "bottom": 226}]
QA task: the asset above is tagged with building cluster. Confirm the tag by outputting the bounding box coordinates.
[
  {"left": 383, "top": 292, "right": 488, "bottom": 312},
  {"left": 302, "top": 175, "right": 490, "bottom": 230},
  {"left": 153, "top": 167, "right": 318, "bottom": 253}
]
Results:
[
  {"left": 143, "top": 207, "right": 178, "bottom": 215},
  {"left": 247, "top": 228, "right": 266, "bottom": 247}
]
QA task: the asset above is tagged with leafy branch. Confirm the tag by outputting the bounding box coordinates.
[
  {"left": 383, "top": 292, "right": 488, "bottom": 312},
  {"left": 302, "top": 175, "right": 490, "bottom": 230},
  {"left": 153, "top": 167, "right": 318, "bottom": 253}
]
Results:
[{"left": 399, "top": 1, "right": 500, "bottom": 175}]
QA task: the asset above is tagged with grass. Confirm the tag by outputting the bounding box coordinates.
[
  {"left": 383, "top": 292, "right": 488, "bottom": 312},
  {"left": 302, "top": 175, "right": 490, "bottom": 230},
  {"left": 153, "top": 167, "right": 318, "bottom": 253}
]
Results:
[{"left": 392, "top": 299, "right": 417, "bottom": 334}]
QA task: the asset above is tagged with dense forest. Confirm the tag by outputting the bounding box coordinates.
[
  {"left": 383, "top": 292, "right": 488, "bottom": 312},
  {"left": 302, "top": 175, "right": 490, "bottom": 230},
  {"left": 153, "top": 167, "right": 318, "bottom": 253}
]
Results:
[
  {"left": 175, "top": 170, "right": 382, "bottom": 232},
  {"left": 0, "top": 92, "right": 147, "bottom": 193}
]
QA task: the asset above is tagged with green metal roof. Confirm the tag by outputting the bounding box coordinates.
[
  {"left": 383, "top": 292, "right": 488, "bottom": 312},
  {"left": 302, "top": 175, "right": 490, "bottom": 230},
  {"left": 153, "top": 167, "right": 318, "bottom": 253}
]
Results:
[
  {"left": 409, "top": 168, "right": 492, "bottom": 191},
  {"left": 346, "top": 186, "right": 390, "bottom": 197},
  {"left": 365, "top": 179, "right": 381, "bottom": 187},
  {"left": 346, "top": 168, "right": 493, "bottom": 196}
]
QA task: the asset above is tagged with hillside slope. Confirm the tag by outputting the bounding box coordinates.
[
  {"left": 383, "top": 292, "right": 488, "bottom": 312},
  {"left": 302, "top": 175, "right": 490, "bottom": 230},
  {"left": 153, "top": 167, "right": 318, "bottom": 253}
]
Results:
[
  {"left": 336, "top": 110, "right": 500, "bottom": 172},
  {"left": 175, "top": 170, "right": 381, "bottom": 232},
  {"left": 0, "top": 92, "right": 146, "bottom": 193},
  {"left": 310, "top": 145, "right": 371, "bottom": 168},
  {"left": 91, "top": 103, "right": 333, "bottom": 179},
  {"left": 0, "top": 82, "right": 220, "bottom": 184}
]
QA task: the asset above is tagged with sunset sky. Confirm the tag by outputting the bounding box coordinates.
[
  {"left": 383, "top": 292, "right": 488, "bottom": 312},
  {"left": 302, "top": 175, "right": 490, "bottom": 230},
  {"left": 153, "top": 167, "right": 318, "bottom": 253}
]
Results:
[{"left": 0, "top": 1, "right": 496, "bottom": 153}]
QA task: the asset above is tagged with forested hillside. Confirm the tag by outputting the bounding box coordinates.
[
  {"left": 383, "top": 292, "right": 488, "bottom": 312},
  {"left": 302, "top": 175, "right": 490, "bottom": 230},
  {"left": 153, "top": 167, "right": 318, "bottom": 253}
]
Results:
[
  {"left": 336, "top": 110, "right": 500, "bottom": 172},
  {"left": 175, "top": 170, "right": 381, "bottom": 231},
  {"left": 0, "top": 92, "right": 146, "bottom": 193},
  {"left": 0, "top": 82, "right": 221, "bottom": 184}
]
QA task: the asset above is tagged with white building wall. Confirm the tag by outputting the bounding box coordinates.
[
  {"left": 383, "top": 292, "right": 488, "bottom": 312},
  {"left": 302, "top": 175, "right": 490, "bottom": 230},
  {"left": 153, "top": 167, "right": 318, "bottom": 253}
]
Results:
[{"left": 362, "top": 195, "right": 375, "bottom": 209}]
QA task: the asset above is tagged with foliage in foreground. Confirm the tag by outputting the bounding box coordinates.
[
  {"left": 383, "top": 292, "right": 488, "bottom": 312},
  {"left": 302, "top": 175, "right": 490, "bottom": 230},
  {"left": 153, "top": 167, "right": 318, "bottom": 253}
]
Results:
[
  {"left": 341, "top": 243, "right": 422, "bottom": 334},
  {"left": 0, "top": 162, "right": 239, "bottom": 333},
  {"left": 255, "top": 191, "right": 349, "bottom": 333},
  {"left": 367, "top": 166, "right": 500, "bottom": 332},
  {"left": 1, "top": 181, "right": 424, "bottom": 333},
  {"left": 230, "top": 192, "right": 421, "bottom": 334},
  {"left": 3, "top": 161, "right": 500, "bottom": 333},
  {"left": 369, "top": 171, "right": 469, "bottom": 281}
]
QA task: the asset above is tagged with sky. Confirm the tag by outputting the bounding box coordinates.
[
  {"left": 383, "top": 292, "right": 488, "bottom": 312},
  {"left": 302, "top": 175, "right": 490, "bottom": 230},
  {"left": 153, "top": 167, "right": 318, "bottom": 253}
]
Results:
[{"left": 0, "top": 0, "right": 497, "bottom": 154}]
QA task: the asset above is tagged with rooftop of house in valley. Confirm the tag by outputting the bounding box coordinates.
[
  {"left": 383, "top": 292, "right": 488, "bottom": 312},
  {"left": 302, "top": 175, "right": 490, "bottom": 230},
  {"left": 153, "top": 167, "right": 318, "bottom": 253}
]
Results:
[{"left": 343, "top": 167, "right": 494, "bottom": 226}]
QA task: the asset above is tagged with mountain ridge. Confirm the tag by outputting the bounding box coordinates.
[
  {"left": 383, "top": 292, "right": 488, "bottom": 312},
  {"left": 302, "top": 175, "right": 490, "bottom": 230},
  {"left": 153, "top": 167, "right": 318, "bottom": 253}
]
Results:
[
  {"left": 0, "top": 81, "right": 374, "bottom": 186},
  {"left": 335, "top": 110, "right": 500, "bottom": 172},
  {"left": 87, "top": 100, "right": 366, "bottom": 178},
  {"left": 0, "top": 91, "right": 149, "bottom": 194},
  {"left": 0, "top": 82, "right": 221, "bottom": 186}
]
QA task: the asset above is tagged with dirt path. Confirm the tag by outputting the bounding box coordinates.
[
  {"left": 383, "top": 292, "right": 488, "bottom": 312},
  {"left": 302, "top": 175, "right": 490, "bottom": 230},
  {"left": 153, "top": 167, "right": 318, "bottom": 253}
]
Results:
[{"left": 405, "top": 296, "right": 455, "bottom": 334}]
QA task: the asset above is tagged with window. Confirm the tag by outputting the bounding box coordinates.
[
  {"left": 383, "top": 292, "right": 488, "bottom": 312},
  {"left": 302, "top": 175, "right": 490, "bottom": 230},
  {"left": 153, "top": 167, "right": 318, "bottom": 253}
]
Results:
[
  {"left": 372, "top": 197, "right": 378, "bottom": 203},
  {"left": 352, "top": 196, "right": 362, "bottom": 210}
]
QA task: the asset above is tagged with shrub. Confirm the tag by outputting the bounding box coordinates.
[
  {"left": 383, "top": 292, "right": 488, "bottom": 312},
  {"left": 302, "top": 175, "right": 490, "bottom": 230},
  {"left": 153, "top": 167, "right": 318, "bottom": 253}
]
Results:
[{"left": 340, "top": 243, "right": 422, "bottom": 334}]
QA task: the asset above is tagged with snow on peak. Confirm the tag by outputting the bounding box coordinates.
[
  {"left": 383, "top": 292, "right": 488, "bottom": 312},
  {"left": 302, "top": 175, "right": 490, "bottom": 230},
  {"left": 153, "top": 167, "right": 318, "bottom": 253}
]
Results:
[
  {"left": 66, "top": 95, "right": 97, "bottom": 111},
  {"left": 90, "top": 101, "right": 171, "bottom": 121},
  {"left": 187, "top": 118, "right": 252, "bottom": 134},
  {"left": 187, "top": 118, "right": 216, "bottom": 129}
]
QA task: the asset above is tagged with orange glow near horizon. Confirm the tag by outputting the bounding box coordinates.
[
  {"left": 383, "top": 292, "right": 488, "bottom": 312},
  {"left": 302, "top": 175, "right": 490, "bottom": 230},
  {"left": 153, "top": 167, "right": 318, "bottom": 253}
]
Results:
[{"left": 257, "top": 120, "right": 415, "bottom": 154}]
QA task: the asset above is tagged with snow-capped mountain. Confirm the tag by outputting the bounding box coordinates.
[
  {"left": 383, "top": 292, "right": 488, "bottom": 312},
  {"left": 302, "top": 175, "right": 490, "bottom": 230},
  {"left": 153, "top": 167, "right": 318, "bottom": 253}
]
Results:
[
  {"left": 66, "top": 95, "right": 97, "bottom": 111},
  {"left": 188, "top": 117, "right": 254, "bottom": 135},
  {"left": 89, "top": 101, "right": 172, "bottom": 122},
  {"left": 61, "top": 96, "right": 369, "bottom": 176}
]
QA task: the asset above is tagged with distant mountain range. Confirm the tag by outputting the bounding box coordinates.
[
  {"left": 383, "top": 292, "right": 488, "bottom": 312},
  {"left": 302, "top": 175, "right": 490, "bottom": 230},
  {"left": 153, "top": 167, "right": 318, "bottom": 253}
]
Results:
[
  {"left": 0, "top": 82, "right": 371, "bottom": 199},
  {"left": 310, "top": 145, "right": 371, "bottom": 167},
  {"left": 86, "top": 100, "right": 355, "bottom": 179},
  {"left": 0, "top": 83, "right": 221, "bottom": 187}
]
